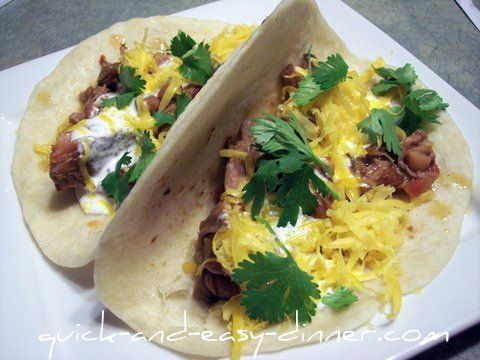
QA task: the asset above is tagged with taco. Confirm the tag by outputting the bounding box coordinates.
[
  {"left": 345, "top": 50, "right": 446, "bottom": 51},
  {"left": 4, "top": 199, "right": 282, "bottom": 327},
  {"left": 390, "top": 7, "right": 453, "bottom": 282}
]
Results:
[
  {"left": 95, "top": 0, "right": 473, "bottom": 357},
  {"left": 12, "top": 15, "right": 256, "bottom": 267}
]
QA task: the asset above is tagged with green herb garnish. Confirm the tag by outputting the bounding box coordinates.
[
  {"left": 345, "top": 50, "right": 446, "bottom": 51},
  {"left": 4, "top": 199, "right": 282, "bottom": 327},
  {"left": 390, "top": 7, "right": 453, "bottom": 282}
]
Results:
[
  {"left": 170, "top": 31, "right": 197, "bottom": 57},
  {"left": 250, "top": 114, "right": 331, "bottom": 175},
  {"left": 102, "top": 131, "right": 158, "bottom": 205},
  {"left": 153, "top": 93, "right": 191, "bottom": 127},
  {"left": 127, "top": 130, "right": 156, "bottom": 183},
  {"left": 231, "top": 217, "right": 321, "bottom": 325},
  {"left": 358, "top": 107, "right": 403, "bottom": 155},
  {"left": 361, "top": 64, "right": 449, "bottom": 149},
  {"left": 243, "top": 114, "right": 338, "bottom": 226},
  {"left": 102, "top": 66, "right": 146, "bottom": 109},
  {"left": 403, "top": 89, "right": 448, "bottom": 123},
  {"left": 294, "top": 53, "right": 349, "bottom": 106},
  {"left": 371, "top": 63, "right": 417, "bottom": 96},
  {"left": 321, "top": 287, "right": 358, "bottom": 309},
  {"left": 101, "top": 152, "right": 132, "bottom": 206},
  {"left": 170, "top": 30, "right": 213, "bottom": 85},
  {"left": 274, "top": 164, "right": 335, "bottom": 227}
]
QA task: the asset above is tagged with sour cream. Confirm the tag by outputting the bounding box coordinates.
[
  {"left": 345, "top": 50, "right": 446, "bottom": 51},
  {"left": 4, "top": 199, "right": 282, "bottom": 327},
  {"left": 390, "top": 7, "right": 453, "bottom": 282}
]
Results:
[
  {"left": 270, "top": 213, "right": 305, "bottom": 252},
  {"left": 71, "top": 101, "right": 141, "bottom": 215}
]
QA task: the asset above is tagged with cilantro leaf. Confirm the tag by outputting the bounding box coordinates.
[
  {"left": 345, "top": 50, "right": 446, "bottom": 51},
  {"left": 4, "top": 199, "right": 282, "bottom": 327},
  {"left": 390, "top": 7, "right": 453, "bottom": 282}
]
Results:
[
  {"left": 128, "top": 131, "right": 156, "bottom": 183},
  {"left": 242, "top": 159, "right": 280, "bottom": 218},
  {"left": 170, "top": 30, "right": 197, "bottom": 58},
  {"left": 119, "top": 66, "right": 146, "bottom": 94},
  {"left": 294, "top": 54, "right": 349, "bottom": 106},
  {"left": 372, "top": 63, "right": 418, "bottom": 96},
  {"left": 101, "top": 152, "right": 132, "bottom": 207},
  {"left": 231, "top": 221, "right": 320, "bottom": 325},
  {"left": 101, "top": 97, "right": 116, "bottom": 107},
  {"left": 170, "top": 31, "right": 213, "bottom": 85},
  {"left": 287, "top": 114, "right": 308, "bottom": 143},
  {"left": 175, "top": 93, "right": 191, "bottom": 118},
  {"left": 153, "top": 92, "right": 192, "bottom": 128},
  {"left": 153, "top": 111, "right": 176, "bottom": 127},
  {"left": 368, "top": 63, "right": 447, "bottom": 135},
  {"left": 179, "top": 42, "right": 213, "bottom": 85},
  {"left": 243, "top": 115, "right": 338, "bottom": 224},
  {"left": 321, "top": 287, "right": 358, "bottom": 309},
  {"left": 358, "top": 108, "right": 403, "bottom": 155},
  {"left": 274, "top": 165, "right": 334, "bottom": 227},
  {"left": 250, "top": 114, "right": 331, "bottom": 176},
  {"left": 403, "top": 89, "right": 448, "bottom": 123},
  {"left": 242, "top": 151, "right": 306, "bottom": 218},
  {"left": 312, "top": 54, "right": 349, "bottom": 92},
  {"left": 115, "top": 92, "right": 137, "bottom": 109},
  {"left": 232, "top": 252, "right": 320, "bottom": 324},
  {"left": 398, "top": 110, "right": 422, "bottom": 135},
  {"left": 102, "top": 65, "right": 146, "bottom": 109},
  {"left": 293, "top": 76, "right": 323, "bottom": 106}
]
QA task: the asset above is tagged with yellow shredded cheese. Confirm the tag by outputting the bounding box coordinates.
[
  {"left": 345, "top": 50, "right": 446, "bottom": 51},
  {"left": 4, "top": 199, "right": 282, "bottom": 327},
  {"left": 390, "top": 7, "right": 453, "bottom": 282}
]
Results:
[
  {"left": 121, "top": 30, "right": 184, "bottom": 94},
  {"left": 222, "top": 295, "right": 266, "bottom": 360},
  {"left": 33, "top": 143, "right": 52, "bottom": 170},
  {"left": 210, "top": 24, "right": 257, "bottom": 63}
]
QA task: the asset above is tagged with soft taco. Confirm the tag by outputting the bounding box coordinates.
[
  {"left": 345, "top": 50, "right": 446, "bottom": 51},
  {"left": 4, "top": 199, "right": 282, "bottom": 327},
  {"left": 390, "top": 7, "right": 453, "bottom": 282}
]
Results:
[
  {"left": 12, "top": 15, "right": 256, "bottom": 267},
  {"left": 95, "top": 0, "right": 473, "bottom": 357}
]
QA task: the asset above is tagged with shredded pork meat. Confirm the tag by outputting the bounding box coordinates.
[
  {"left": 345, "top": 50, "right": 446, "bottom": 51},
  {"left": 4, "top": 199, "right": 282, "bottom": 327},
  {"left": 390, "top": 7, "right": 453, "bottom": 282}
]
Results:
[
  {"left": 97, "top": 57, "right": 120, "bottom": 91},
  {"left": 49, "top": 132, "right": 84, "bottom": 190},
  {"left": 353, "top": 130, "right": 439, "bottom": 198},
  {"left": 192, "top": 119, "right": 259, "bottom": 306}
]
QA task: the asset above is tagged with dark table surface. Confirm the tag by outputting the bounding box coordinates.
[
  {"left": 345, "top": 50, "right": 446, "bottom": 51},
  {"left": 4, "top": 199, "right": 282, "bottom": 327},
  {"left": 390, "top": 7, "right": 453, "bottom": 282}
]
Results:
[{"left": 0, "top": 0, "right": 479, "bottom": 359}]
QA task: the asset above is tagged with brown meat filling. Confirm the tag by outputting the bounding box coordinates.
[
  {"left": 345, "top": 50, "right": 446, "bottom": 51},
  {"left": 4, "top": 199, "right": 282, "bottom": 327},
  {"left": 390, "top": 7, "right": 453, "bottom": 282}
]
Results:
[
  {"left": 69, "top": 56, "right": 120, "bottom": 125},
  {"left": 352, "top": 130, "right": 439, "bottom": 198},
  {"left": 49, "top": 132, "right": 84, "bottom": 190},
  {"left": 193, "top": 119, "right": 260, "bottom": 306}
]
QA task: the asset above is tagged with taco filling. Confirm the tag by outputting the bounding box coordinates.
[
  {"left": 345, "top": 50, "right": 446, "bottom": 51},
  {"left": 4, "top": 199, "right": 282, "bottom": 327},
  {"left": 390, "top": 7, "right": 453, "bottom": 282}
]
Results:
[
  {"left": 191, "top": 52, "right": 449, "bottom": 356},
  {"left": 36, "top": 25, "right": 256, "bottom": 216}
]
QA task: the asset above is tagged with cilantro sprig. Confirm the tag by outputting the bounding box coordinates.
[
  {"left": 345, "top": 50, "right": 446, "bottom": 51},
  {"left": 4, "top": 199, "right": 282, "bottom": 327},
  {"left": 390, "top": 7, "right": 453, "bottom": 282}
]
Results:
[
  {"left": 358, "top": 107, "right": 403, "bottom": 155},
  {"left": 372, "top": 63, "right": 418, "bottom": 96},
  {"left": 360, "top": 64, "right": 449, "bottom": 151},
  {"left": 101, "top": 152, "right": 132, "bottom": 206},
  {"left": 170, "top": 30, "right": 213, "bottom": 85},
  {"left": 243, "top": 114, "right": 338, "bottom": 226},
  {"left": 102, "top": 66, "right": 146, "bottom": 109},
  {"left": 127, "top": 130, "right": 156, "bottom": 183},
  {"left": 294, "top": 54, "right": 349, "bottom": 106},
  {"left": 274, "top": 164, "right": 335, "bottom": 227},
  {"left": 231, "top": 218, "right": 321, "bottom": 325},
  {"left": 403, "top": 89, "right": 448, "bottom": 123},
  {"left": 153, "top": 93, "right": 191, "bottom": 127},
  {"left": 250, "top": 114, "right": 331, "bottom": 175},
  {"left": 102, "top": 131, "right": 156, "bottom": 206},
  {"left": 321, "top": 287, "right": 358, "bottom": 309}
]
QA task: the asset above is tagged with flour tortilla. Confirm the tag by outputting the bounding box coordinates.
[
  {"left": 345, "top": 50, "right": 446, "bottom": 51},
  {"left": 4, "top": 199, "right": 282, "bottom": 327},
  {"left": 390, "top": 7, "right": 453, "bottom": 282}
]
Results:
[
  {"left": 12, "top": 15, "right": 253, "bottom": 268},
  {"left": 94, "top": 0, "right": 473, "bottom": 356}
]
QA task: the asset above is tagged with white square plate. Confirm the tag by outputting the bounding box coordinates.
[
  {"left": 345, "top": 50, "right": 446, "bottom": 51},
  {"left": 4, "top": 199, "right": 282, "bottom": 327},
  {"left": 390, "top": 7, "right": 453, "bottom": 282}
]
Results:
[{"left": 0, "top": 1, "right": 479, "bottom": 359}]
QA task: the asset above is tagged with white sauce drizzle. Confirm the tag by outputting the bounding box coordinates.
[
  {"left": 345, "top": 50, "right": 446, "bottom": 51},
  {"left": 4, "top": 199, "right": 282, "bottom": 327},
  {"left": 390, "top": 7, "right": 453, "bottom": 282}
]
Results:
[
  {"left": 270, "top": 213, "right": 304, "bottom": 252},
  {"left": 71, "top": 100, "right": 141, "bottom": 215}
]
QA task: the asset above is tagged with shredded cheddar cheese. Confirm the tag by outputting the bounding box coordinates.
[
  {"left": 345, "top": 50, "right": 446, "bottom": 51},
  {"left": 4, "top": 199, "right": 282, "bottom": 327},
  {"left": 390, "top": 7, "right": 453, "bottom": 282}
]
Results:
[
  {"left": 211, "top": 24, "right": 257, "bottom": 63},
  {"left": 121, "top": 30, "right": 184, "bottom": 94},
  {"left": 33, "top": 143, "right": 52, "bottom": 170}
]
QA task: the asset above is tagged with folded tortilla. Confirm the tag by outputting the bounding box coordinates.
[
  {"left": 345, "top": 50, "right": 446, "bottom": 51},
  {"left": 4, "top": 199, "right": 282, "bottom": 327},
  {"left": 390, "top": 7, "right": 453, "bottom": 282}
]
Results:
[
  {"left": 94, "top": 0, "right": 473, "bottom": 356},
  {"left": 12, "top": 16, "right": 254, "bottom": 268}
]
